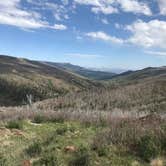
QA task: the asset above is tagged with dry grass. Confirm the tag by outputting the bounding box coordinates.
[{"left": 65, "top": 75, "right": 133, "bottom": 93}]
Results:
[
  {"left": 34, "top": 80, "right": 166, "bottom": 116},
  {"left": 150, "top": 158, "right": 164, "bottom": 166},
  {"left": 0, "top": 78, "right": 165, "bottom": 124}
]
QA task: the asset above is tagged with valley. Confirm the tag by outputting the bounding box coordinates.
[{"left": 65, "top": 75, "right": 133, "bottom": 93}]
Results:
[{"left": 0, "top": 55, "right": 166, "bottom": 166}]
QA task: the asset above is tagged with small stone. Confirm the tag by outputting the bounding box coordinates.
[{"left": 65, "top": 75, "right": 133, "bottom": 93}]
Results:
[{"left": 64, "top": 146, "right": 76, "bottom": 153}]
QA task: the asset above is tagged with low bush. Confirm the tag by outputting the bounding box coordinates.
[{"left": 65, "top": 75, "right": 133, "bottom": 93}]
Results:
[
  {"left": 26, "top": 142, "right": 42, "bottom": 157},
  {"left": 6, "top": 120, "right": 23, "bottom": 130},
  {"left": 34, "top": 153, "right": 58, "bottom": 166},
  {"left": 160, "top": 127, "right": 166, "bottom": 153},
  {"left": 33, "top": 115, "right": 47, "bottom": 124},
  {"left": 91, "top": 132, "right": 109, "bottom": 157},
  {"left": 69, "top": 146, "right": 90, "bottom": 166},
  {"left": 56, "top": 127, "right": 68, "bottom": 135},
  {"left": 96, "top": 146, "right": 109, "bottom": 157},
  {"left": 49, "top": 117, "right": 65, "bottom": 123},
  {"left": 0, "top": 154, "right": 7, "bottom": 166},
  {"left": 137, "top": 135, "right": 160, "bottom": 161},
  {"left": 33, "top": 114, "right": 66, "bottom": 124}
]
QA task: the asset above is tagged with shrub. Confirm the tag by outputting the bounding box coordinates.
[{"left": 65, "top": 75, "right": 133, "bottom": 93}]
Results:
[
  {"left": 137, "top": 135, "right": 160, "bottom": 161},
  {"left": 91, "top": 131, "right": 109, "bottom": 157},
  {"left": 96, "top": 146, "right": 109, "bottom": 157},
  {"left": 32, "top": 114, "right": 65, "bottom": 124},
  {"left": 82, "top": 121, "right": 92, "bottom": 128},
  {"left": 56, "top": 127, "right": 68, "bottom": 135},
  {"left": 34, "top": 153, "right": 58, "bottom": 166},
  {"left": 97, "top": 116, "right": 107, "bottom": 127},
  {"left": 160, "top": 128, "right": 166, "bottom": 153},
  {"left": 26, "top": 142, "right": 42, "bottom": 157},
  {"left": 33, "top": 115, "right": 47, "bottom": 124},
  {"left": 0, "top": 154, "right": 7, "bottom": 166},
  {"left": 69, "top": 146, "right": 90, "bottom": 166},
  {"left": 49, "top": 117, "right": 65, "bottom": 123},
  {"left": 161, "top": 136, "right": 166, "bottom": 153},
  {"left": 6, "top": 120, "right": 23, "bottom": 130}
]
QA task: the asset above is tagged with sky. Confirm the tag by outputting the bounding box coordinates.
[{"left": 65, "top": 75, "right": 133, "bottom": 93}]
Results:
[{"left": 0, "top": 0, "right": 166, "bottom": 70}]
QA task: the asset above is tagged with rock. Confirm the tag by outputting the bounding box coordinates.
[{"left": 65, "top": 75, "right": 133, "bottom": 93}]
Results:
[
  {"left": 22, "top": 160, "right": 31, "bottom": 166},
  {"left": 64, "top": 146, "right": 76, "bottom": 153}
]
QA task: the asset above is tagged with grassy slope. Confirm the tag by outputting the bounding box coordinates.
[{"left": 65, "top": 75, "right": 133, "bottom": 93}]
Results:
[
  {"left": 35, "top": 78, "right": 166, "bottom": 114},
  {"left": 0, "top": 55, "right": 100, "bottom": 106},
  {"left": 21, "top": 65, "right": 165, "bottom": 116},
  {"left": 0, "top": 120, "right": 151, "bottom": 166}
]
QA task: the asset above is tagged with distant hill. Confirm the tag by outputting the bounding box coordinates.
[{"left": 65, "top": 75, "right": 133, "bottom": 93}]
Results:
[
  {"left": 45, "top": 62, "right": 116, "bottom": 80},
  {"left": 0, "top": 55, "right": 100, "bottom": 106},
  {"left": 110, "top": 66, "right": 166, "bottom": 85}
]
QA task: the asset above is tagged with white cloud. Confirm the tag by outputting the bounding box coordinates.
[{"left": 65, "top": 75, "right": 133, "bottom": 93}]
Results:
[
  {"left": 115, "top": 23, "right": 122, "bottom": 29},
  {"left": 117, "top": 0, "right": 152, "bottom": 16},
  {"left": 74, "top": 0, "right": 152, "bottom": 15},
  {"left": 74, "top": 0, "right": 101, "bottom": 6},
  {"left": 52, "top": 24, "right": 67, "bottom": 30},
  {"left": 27, "top": 1, "right": 69, "bottom": 21},
  {"left": 0, "top": 0, "right": 47, "bottom": 29},
  {"left": 91, "top": 5, "right": 118, "bottom": 14},
  {"left": 85, "top": 19, "right": 166, "bottom": 49},
  {"left": 126, "top": 19, "right": 166, "bottom": 48},
  {"left": 61, "top": 0, "right": 69, "bottom": 5},
  {"left": 145, "top": 51, "right": 166, "bottom": 57},
  {"left": 0, "top": 0, "right": 67, "bottom": 30},
  {"left": 158, "top": 0, "right": 166, "bottom": 15},
  {"left": 86, "top": 31, "right": 124, "bottom": 44},
  {"left": 45, "top": 2, "right": 69, "bottom": 21},
  {"left": 101, "top": 18, "right": 109, "bottom": 24}
]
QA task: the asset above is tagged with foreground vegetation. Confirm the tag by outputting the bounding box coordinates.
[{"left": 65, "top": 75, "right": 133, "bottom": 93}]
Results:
[
  {"left": 35, "top": 79, "right": 166, "bottom": 115},
  {"left": 0, "top": 76, "right": 165, "bottom": 166},
  {"left": 0, "top": 111, "right": 166, "bottom": 166}
]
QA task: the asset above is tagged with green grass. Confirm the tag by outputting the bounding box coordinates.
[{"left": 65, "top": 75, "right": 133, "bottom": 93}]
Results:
[
  {"left": 5, "top": 120, "right": 23, "bottom": 130},
  {"left": 0, "top": 120, "right": 164, "bottom": 166}
]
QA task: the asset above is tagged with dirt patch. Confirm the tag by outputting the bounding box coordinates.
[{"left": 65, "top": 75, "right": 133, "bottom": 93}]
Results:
[
  {"left": 22, "top": 160, "right": 31, "bottom": 166},
  {"left": 2, "top": 140, "right": 14, "bottom": 146},
  {"left": 0, "top": 127, "right": 26, "bottom": 141},
  {"left": 11, "top": 129, "right": 25, "bottom": 137}
]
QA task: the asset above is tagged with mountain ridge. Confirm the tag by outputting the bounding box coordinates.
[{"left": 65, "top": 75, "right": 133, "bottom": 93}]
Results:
[{"left": 0, "top": 55, "right": 101, "bottom": 106}]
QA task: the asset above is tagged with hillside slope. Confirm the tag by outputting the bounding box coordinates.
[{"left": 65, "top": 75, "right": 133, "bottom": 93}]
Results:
[
  {"left": 0, "top": 55, "right": 100, "bottom": 106},
  {"left": 35, "top": 66, "right": 166, "bottom": 114}
]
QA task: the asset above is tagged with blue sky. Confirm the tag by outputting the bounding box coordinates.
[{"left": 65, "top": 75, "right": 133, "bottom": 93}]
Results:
[{"left": 0, "top": 0, "right": 166, "bottom": 70}]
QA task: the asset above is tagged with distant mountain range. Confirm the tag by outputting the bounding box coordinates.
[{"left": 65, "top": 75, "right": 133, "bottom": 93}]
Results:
[{"left": 44, "top": 62, "right": 116, "bottom": 80}]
